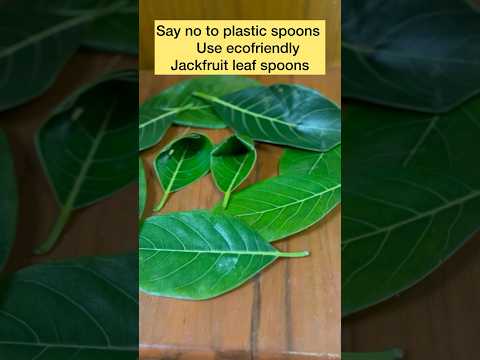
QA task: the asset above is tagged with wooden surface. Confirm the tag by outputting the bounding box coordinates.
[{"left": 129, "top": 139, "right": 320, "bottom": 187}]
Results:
[
  {"left": 1, "top": 53, "right": 137, "bottom": 272},
  {"left": 343, "top": 232, "right": 480, "bottom": 359},
  {"left": 139, "top": 69, "right": 341, "bottom": 359},
  {"left": 139, "top": 0, "right": 340, "bottom": 69}
]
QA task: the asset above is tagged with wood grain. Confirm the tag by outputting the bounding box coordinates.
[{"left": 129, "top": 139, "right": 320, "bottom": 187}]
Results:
[{"left": 139, "top": 70, "right": 341, "bottom": 359}]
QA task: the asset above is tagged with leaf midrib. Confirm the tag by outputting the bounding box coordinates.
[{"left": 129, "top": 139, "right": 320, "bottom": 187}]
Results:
[
  {"left": 343, "top": 190, "right": 480, "bottom": 244},
  {"left": 342, "top": 41, "right": 480, "bottom": 65},
  {"left": 0, "top": 341, "right": 136, "bottom": 351},
  {"left": 139, "top": 247, "right": 306, "bottom": 258},
  {"left": 235, "top": 183, "right": 341, "bottom": 217},
  {"left": 164, "top": 147, "right": 188, "bottom": 191},
  {"left": 225, "top": 154, "right": 250, "bottom": 193},
  {"left": 0, "top": 2, "right": 127, "bottom": 58},
  {"left": 139, "top": 104, "right": 210, "bottom": 129},
  {"left": 194, "top": 92, "right": 297, "bottom": 128}
]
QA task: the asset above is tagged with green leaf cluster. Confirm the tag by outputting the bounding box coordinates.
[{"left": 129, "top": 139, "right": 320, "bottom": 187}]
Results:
[
  {"left": 342, "top": 0, "right": 480, "bottom": 317},
  {"left": 139, "top": 76, "right": 342, "bottom": 300},
  {"left": 0, "top": 6, "right": 138, "bottom": 355}
]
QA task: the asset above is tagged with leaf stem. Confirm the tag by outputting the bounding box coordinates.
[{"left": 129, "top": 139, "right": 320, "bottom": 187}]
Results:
[
  {"left": 34, "top": 204, "right": 73, "bottom": 255},
  {"left": 154, "top": 190, "right": 170, "bottom": 212},
  {"left": 342, "top": 349, "right": 403, "bottom": 360},
  {"left": 222, "top": 191, "right": 231, "bottom": 209},
  {"left": 277, "top": 250, "right": 309, "bottom": 258}
]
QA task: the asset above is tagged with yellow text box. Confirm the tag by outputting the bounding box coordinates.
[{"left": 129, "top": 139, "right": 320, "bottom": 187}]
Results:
[{"left": 154, "top": 20, "right": 326, "bottom": 75}]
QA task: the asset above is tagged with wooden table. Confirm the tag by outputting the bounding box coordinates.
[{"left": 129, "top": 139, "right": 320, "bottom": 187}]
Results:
[{"left": 139, "top": 69, "right": 341, "bottom": 360}]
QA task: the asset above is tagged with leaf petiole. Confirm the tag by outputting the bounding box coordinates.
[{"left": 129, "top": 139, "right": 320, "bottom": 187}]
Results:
[
  {"left": 34, "top": 204, "right": 73, "bottom": 255},
  {"left": 154, "top": 190, "right": 170, "bottom": 212},
  {"left": 222, "top": 191, "right": 232, "bottom": 209},
  {"left": 277, "top": 250, "right": 309, "bottom": 258}
]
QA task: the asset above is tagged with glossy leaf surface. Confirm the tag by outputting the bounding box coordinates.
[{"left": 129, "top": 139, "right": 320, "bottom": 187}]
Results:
[
  {"left": 154, "top": 133, "right": 213, "bottom": 210},
  {"left": 139, "top": 77, "right": 260, "bottom": 150},
  {"left": 280, "top": 145, "right": 341, "bottom": 181},
  {"left": 139, "top": 211, "right": 308, "bottom": 300},
  {"left": 342, "top": 0, "right": 480, "bottom": 112},
  {"left": 0, "top": 255, "right": 137, "bottom": 358},
  {"left": 198, "top": 84, "right": 341, "bottom": 151},
  {"left": 0, "top": 131, "right": 17, "bottom": 271},
  {"left": 342, "top": 98, "right": 480, "bottom": 315},
  {"left": 216, "top": 174, "right": 341, "bottom": 242},
  {"left": 211, "top": 135, "right": 257, "bottom": 208},
  {"left": 35, "top": 70, "right": 138, "bottom": 253},
  {"left": 139, "top": 158, "right": 146, "bottom": 219}
]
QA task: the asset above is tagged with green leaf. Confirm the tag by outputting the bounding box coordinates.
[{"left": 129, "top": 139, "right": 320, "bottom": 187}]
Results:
[
  {"left": 0, "top": 11, "right": 83, "bottom": 111},
  {"left": 215, "top": 174, "right": 341, "bottom": 242},
  {"left": 342, "top": 349, "right": 403, "bottom": 360},
  {"left": 139, "top": 211, "right": 308, "bottom": 300},
  {"left": 172, "top": 76, "right": 261, "bottom": 128},
  {"left": 35, "top": 70, "right": 138, "bottom": 254},
  {"left": 6, "top": 0, "right": 138, "bottom": 55},
  {"left": 0, "top": 131, "right": 17, "bottom": 272},
  {"left": 280, "top": 145, "right": 341, "bottom": 181},
  {"left": 211, "top": 135, "right": 257, "bottom": 208},
  {"left": 342, "top": 1, "right": 480, "bottom": 112},
  {"left": 139, "top": 102, "right": 173, "bottom": 151},
  {"left": 342, "top": 98, "right": 480, "bottom": 316},
  {"left": 154, "top": 133, "right": 213, "bottom": 211},
  {"left": 83, "top": 8, "right": 138, "bottom": 55},
  {"left": 196, "top": 84, "right": 341, "bottom": 151},
  {"left": 139, "top": 76, "right": 260, "bottom": 150},
  {"left": 0, "top": 255, "right": 137, "bottom": 358},
  {"left": 139, "top": 158, "right": 147, "bottom": 219}
]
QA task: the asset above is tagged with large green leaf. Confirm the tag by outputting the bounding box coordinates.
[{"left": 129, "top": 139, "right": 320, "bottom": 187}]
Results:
[
  {"left": 197, "top": 84, "right": 341, "bottom": 151},
  {"left": 0, "top": 255, "right": 137, "bottom": 358},
  {"left": 211, "top": 135, "right": 257, "bottom": 208},
  {"left": 154, "top": 133, "right": 213, "bottom": 211},
  {"left": 139, "top": 77, "right": 260, "bottom": 150},
  {"left": 139, "top": 158, "right": 146, "bottom": 219},
  {"left": 0, "top": 131, "right": 17, "bottom": 272},
  {"left": 35, "top": 70, "right": 138, "bottom": 254},
  {"left": 280, "top": 145, "right": 341, "bottom": 181},
  {"left": 83, "top": 7, "right": 138, "bottom": 55},
  {"left": 80, "top": 0, "right": 138, "bottom": 55},
  {"left": 0, "top": 11, "right": 83, "bottom": 111},
  {"left": 342, "top": 0, "right": 480, "bottom": 113},
  {"left": 342, "top": 98, "right": 480, "bottom": 316},
  {"left": 139, "top": 211, "right": 308, "bottom": 300},
  {"left": 7, "top": 0, "right": 138, "bottom": 55},
  {"left": 215, "top": 174, "right": 341, "bottom": 242}
]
